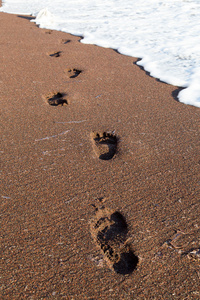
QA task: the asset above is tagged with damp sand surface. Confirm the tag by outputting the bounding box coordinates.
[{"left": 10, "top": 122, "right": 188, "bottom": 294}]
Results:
[{"left": 0, "top": 12, "right": 200, "bottom": 299}]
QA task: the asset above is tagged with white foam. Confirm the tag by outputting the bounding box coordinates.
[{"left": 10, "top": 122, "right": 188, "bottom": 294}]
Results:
[
  {"left": 1, "top": 0, "right": 200, "bottom": 108},
  {"left": 33, "top": 8, "right": 56, "bottom": 27}
]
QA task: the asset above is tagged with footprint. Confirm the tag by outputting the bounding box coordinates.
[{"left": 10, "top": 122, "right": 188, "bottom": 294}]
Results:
[
  {"left": 45, "top": 30, "right": 53, "bottom": 34},
  {"left": 61, "top": 39, "right": 71, "bottom": 44},
  {"left": 67, "top": 68, "right": 82, "bottom": 78},
  {"left": 90, "top": 205, "right": 138, "bottom": 274},
  {"left": 45, "top": 92, "right": 68, "bottom": 106},
  {"left": 49, "top": 51, "right": 62, "bottom": 58},
  {"left": 91, "top": 131, "right": 118, "bottom": 160}
]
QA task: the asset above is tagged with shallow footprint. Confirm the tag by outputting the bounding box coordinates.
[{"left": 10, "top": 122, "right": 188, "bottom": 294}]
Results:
[
  {"left": 90, "top": 205, "right": 138, "bottom": 274},
  {"left": 45, "top": 30, "right": 53, "bottom": 34},
  {"left": 61, "top": 39, "right": 71, "bottom": 44},
  {"left": 45, "top": 92, "right": 68, "bottom": 106},
  {"left": 91, "top": 131, "right": 118, "bottom": 160}
]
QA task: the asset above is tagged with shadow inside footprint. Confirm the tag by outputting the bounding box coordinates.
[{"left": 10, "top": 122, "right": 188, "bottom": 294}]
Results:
[
  {"left": 67, "top": 68, "right": 82, "bottom": 78},
  {"left": 47, "top": 92, "right": 68, "bottom": 106},
  {"left": 92, "top": 132, "right": 118, "bottom": 160},
  {"left": 113, "top": 249, "right": 139, "bottom": 275},
  {"left": 91, "top": 208, "right": 138, "bottom": 274},
  {"left": 102, "top": 212, "right": 128, "bottom": 241}
]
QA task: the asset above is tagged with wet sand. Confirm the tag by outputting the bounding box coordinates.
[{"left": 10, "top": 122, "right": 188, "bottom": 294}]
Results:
[{"left": 0, "top": 11, "right": 200, "bottom": 299}]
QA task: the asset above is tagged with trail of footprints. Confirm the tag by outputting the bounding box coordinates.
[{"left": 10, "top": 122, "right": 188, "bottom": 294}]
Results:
[
  {"left": 46, "top": 44, "right": 82, "bottom": 106},
  {"left": 43, "top": 35, "right": 199, "bottom": 274},
  {"left": 45, "top": 37, "right": 138, "bottom": 274}
]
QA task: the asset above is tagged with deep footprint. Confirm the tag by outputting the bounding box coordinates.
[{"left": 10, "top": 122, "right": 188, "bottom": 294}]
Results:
[
  {"left": 67, "top": 68, "right": 82, "bottom": 78},
  {"left": 90, "top": 206, "right": 138, "bottom": 274},
  {"left": 91, "top": 131, "right": 118, "bottom": 160},
  {"left": 46, "top": 92, "right": 68, "bottom": 106}
]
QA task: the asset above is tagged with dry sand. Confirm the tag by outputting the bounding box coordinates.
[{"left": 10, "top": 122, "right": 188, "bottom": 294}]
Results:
[{"left": 0, "top": 11, "right": 200, "bottom": 300}]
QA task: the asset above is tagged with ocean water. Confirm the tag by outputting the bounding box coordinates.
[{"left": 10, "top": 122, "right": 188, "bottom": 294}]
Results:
[{"left": 1, "top": 0, "right": 200, "bottom": 108}]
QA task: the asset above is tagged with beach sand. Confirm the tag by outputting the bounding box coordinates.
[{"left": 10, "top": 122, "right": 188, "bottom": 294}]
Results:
[{"left": 0, "top": 11, "right": 200, "bottom": 299}]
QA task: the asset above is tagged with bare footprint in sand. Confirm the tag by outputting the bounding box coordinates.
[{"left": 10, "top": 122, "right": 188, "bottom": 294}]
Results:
[
  {"left": 90, "top": 204, "right": 138, "bottom": 274},
  {"left": 91, "top": 131, "right": 118, "bottom": 160},
  {"left": 49, "top": 51, "right": 62, "bottom": 58},
  {"left": 67, "top": 68, "right": 82, "bottom": 78},
  {"left": 61, "top": 39, "right": 71, "bottom": 44},
  {"left": 45, "top": 92, "right": 68, "bottom": 106},
  {"left": 45, "top": 30, "right": 53, "bottom": 34}
]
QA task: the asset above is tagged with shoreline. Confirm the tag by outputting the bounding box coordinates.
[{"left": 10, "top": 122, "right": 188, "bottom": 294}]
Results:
[
  {"left": 1, "top": 2, "right": 200, "bottom": 109},
  {"left": 2, "top": 2, "right": 200, "bottom": 109},
  {"left": 1, "top": 11, "right": 200, "bottom": 299}
]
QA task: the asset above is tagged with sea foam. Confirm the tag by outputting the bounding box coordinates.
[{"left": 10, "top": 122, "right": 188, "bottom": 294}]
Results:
[{"left": 1, "top": 0, "right": 200, "bottom": 108}]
